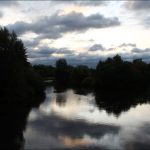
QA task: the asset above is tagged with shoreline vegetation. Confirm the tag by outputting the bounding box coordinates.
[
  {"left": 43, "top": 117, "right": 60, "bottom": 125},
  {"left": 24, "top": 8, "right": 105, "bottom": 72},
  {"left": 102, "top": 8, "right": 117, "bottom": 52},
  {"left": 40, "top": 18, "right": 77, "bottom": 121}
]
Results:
[
  {"left": 34, "top": 54, "right": 150, "bottom": 97},
  {"left": 34, "top": 56, "right": 150, "bottom": 116},
  {"left": 0, "top": 27, "right": 45, "bottom": 149},
  {"left": 0, "top": 27, "right": 45, "bottom": 104}
]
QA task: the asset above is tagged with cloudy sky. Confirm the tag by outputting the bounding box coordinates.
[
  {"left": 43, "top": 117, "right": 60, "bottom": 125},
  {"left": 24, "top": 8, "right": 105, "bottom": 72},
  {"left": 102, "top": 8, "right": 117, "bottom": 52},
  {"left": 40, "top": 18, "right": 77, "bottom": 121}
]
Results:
[{"left": 1, "top": 1, "right": 150, "bottom": 67}]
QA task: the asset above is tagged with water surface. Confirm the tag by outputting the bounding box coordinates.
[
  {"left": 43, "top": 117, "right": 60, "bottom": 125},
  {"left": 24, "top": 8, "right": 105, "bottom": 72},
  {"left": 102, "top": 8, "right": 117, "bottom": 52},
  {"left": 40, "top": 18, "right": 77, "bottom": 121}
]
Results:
[{"left": 24, "top": 87, "right": 150, "bottom": 149}]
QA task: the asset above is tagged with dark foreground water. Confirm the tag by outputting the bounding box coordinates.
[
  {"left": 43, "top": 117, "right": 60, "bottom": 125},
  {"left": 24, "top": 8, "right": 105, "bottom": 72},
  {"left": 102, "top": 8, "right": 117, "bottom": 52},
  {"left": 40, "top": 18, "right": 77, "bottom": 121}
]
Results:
[{"left": 23, "top": 87, "right": 150, "bottom": 150}]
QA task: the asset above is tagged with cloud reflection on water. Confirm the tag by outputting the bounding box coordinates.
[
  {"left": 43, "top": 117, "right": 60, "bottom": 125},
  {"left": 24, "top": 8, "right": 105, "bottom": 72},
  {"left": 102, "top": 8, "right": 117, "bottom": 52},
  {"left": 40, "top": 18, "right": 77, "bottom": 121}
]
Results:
[{"left": 24, "top": 87, "right": 150, "bottom": 149}]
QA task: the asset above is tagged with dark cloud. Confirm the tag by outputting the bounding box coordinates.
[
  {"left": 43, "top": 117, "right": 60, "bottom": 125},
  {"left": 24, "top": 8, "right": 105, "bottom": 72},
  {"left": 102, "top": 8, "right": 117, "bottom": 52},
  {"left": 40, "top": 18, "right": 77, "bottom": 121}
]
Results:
[
  {"left": 132, "top": 48, "right": 150, "bottom": 53},
  {"left": 8, "top": 21, "right": 30, "bottom": 35},
  {"left": 75, "top": 1, "right": 106, "bottom": 6},
  {"left": 27, "top": 47, "right": 54, "bottom": 59},
  {"left": 7, "top": 12, "right": 120, "bottom": 39},
  {"left": 25, "top": 112, "right": 119, "bottom": 149},
  {"left": 29, "top": 114, "right": 119, "bottom": 139},
  {"left": 30, "top": 52, "right": 150, "bottom": 68},
  {"left": 28, "top": 46, "right": 150, "bottom": 67},
  {"left": 117, "top": 47, "right": 150, "bottom": 62},
  {"left": 119, "top": 43, "right": 136, "bottom": 48},
  {"left": 29, "top": 53, "right": 108, "bottom": 68},
  {"left": 51, "top": 0, "right": 106, "bottom": 6},
  {"left": 125, "top": 1, "right": 150, "bottom": 11},
  {"left": 124, "top": 1, "right": 150, "bottom": 27},
  {"left": 27, "top": 46, "right": 74, "bottom": 59},
  {"left": 0, "top": 11, "right": 3, "bottom": 18},
  {"left": 142, "top": 16, "right": 150, "bottom": 27},
  {"left": 25, "top": 40, "right": 150, "bottom": 67},
  {"left": 89, "top": 44, "right": 105, "bottom": 51},
  {"left": 24, "top": 40, "right": 40, "bottom": 48},
  {"left": 0, "top": 1, "right": 19, "bottom": 7}
]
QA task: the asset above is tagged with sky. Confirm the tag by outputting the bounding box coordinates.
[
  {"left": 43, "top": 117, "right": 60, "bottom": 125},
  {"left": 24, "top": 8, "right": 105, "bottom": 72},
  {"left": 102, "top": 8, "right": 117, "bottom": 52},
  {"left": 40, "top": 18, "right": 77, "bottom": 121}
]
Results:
[{"left": 0, "top": 1, "right": 150, "bottom": 67}]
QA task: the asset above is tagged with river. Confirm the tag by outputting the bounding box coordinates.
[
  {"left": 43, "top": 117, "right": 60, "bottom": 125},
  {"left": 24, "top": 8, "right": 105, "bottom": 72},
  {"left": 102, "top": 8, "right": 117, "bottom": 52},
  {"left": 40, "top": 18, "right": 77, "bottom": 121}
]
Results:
[{"left": 24, "top": 86, "right": 150, "bottom": 149}]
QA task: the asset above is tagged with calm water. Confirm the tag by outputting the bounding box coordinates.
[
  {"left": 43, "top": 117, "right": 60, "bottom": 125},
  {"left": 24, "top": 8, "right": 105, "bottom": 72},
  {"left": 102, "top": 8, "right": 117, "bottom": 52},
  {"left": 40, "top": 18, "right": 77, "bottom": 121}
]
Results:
[{"left": 24, "top": 87, "right": 150, "bottom": 149}]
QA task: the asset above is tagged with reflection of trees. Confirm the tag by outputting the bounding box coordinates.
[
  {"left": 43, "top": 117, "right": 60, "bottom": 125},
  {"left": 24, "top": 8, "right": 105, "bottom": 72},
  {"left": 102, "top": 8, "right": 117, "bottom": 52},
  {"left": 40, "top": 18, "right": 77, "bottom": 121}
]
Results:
[
  {"left": 55, "top": 59, "right": 70, "bottom": 86},
  {"left": 0, "top": 103, "right": 30, "bottom": 149},
  {"left": 94, "top": 90, "right": 150, "bottom": 117},
  {"left": 0, "top": 98, "right": 44, "bottom": 150},
  {"left": 56, "top": 93, "right": 67, "bottom": 106},
  {"left": 54, "top": 85, "right": 68, "bottom": 93}
]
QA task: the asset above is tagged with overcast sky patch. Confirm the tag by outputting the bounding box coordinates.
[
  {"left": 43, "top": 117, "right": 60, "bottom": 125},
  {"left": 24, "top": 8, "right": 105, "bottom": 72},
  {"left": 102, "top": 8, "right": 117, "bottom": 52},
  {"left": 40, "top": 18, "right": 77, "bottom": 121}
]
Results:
[
  {"left": 7, "top": 11, "right": 120, "bottom": 39},
  {"left": 0, "top": 1, "right": 150, "bottom": 66}
]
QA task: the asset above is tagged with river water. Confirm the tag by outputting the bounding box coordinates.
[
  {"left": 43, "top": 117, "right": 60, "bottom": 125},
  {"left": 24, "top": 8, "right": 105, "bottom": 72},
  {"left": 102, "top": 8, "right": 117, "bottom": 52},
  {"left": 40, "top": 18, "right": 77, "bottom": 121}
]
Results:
[{"left": 24, "top": 87, "right": 150, "bottom": 149}]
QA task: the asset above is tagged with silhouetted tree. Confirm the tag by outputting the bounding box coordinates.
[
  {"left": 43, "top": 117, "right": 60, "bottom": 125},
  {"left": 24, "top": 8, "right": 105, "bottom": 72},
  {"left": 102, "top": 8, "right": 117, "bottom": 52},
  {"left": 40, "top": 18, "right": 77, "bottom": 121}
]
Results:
[
  {"left": 0, "top": 27, "right": 45, "bottom": 102},
  {"left": 55, "top": 59, "right": 70, "bottom": 85},
  {"left": 71, "top": 65, "right": 90, "bottom": 87},
  {"left": 95, "top": 55, "right": 150, "bottom": 94},
  {"left": 33, "top": 65, "right": 54, "bottom": 78}
]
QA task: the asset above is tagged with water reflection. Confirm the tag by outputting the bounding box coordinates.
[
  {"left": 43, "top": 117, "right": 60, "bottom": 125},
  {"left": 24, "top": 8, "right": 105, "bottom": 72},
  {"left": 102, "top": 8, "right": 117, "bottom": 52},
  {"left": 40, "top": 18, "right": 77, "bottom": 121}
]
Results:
[
  {"left": 0, "top": 102, "right": 36, "bottom": 150},
  {"left": 24, "top": 87, "right": 150, "bottom": 149},
  {"left": 94, "top": 89, "right": 150, "bottom": 117},
  {"left": 56, "top": 92, "right": 67, "bottom": 107},
  {"left": 0, "top": 94, "right": 45, "bottom": 149}
]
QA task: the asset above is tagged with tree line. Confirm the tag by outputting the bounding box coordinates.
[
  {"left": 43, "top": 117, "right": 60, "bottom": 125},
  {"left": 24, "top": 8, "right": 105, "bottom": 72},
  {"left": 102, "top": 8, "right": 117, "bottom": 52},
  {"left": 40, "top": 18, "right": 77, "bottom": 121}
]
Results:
[
  {"left": 34, "top": 55, "right": 150, "bottom": 95},
  {"left": 0, "top": 27, "right": 45, "bottom": 104},
  {"left": 34, "top": 57, "right": 150, "bottom": 116}
]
